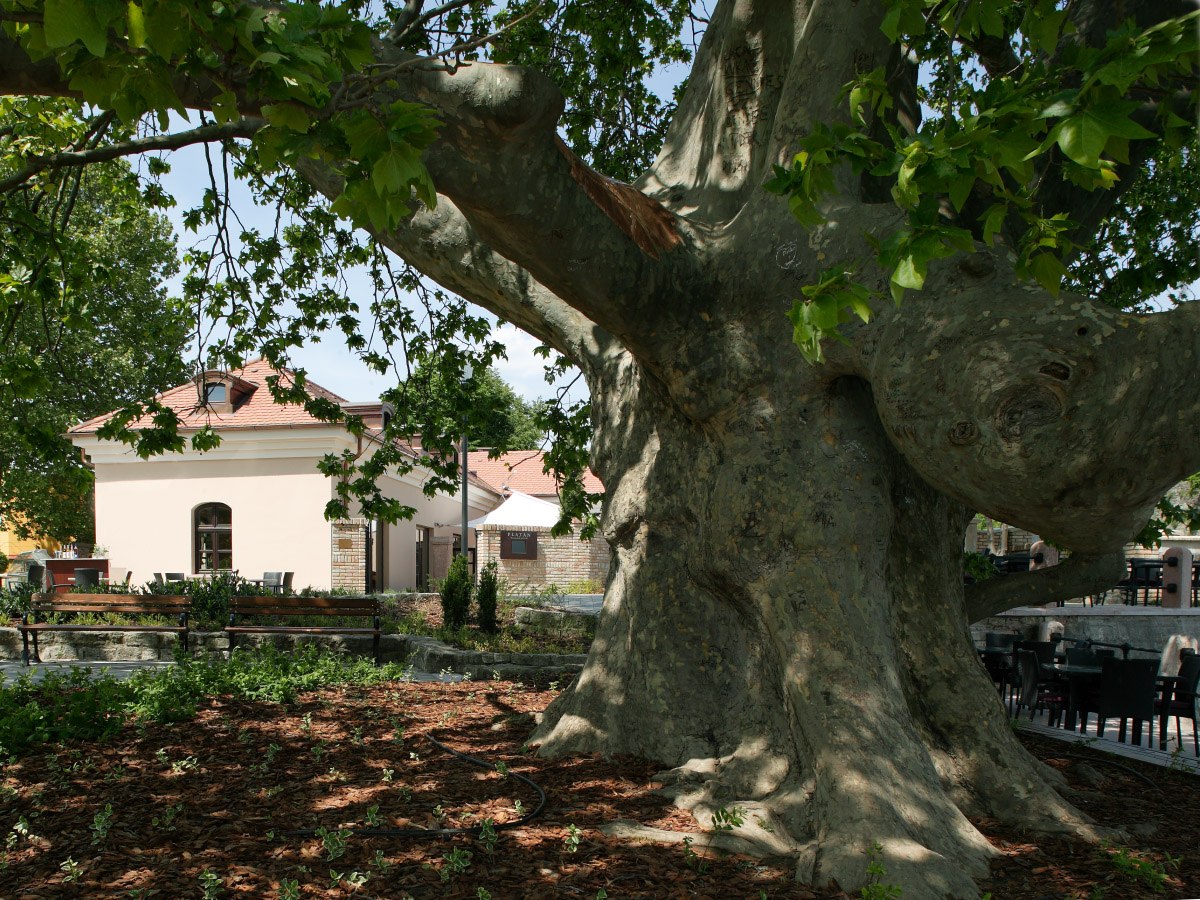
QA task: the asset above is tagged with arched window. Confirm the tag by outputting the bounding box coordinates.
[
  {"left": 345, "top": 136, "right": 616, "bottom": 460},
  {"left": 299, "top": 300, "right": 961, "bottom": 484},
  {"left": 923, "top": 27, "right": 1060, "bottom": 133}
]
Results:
[{"left": 194, "top": 503, "right": 232, "bottom": 572}]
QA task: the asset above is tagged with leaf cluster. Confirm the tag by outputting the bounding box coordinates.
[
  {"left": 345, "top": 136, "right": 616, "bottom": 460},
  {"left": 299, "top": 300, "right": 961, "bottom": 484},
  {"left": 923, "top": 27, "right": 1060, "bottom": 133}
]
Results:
[{"left": 766, "top": 0, "right": 1198, "bottom": 360}]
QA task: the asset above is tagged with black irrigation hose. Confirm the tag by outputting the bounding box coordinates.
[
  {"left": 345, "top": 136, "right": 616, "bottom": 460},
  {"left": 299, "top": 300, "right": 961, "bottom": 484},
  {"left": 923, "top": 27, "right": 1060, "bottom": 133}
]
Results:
[
  {"left": 1061, "top": 752, "right": 1164, "bottom": 792},
  {"left": 283, "top": 732, "right": 547, "bottom": 838}
]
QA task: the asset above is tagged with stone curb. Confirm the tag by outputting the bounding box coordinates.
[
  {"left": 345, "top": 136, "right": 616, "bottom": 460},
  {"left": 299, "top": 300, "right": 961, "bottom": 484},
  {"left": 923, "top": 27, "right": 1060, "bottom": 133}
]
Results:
[{"left": 0, "top": 627, "right": 586, "bottom": 681}]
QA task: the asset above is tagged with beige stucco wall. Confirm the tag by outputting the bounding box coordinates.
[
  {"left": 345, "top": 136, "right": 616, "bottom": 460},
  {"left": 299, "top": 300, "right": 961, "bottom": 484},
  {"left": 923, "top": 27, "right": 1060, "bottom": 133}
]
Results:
[
  {"left": 92, "top": 454, "right": 333, "bottom": 590},
  {"left": 374, "top": 472, "right": 496, "bottom": 591}
]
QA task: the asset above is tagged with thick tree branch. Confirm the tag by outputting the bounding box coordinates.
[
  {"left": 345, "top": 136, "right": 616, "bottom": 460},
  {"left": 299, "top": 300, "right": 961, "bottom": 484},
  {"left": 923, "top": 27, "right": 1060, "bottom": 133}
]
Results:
[
  {"left": 864, "top": 250, "right": 1200, "bottom": 553},
  {"left": 295, "top": 157, "right": 605, "bottom": 371},
  {"left": 965, "top": 551, "right": 1126, "bottom": 623},
  {"left": 0, "top": 119, "right": 265, "bottom": 194}
]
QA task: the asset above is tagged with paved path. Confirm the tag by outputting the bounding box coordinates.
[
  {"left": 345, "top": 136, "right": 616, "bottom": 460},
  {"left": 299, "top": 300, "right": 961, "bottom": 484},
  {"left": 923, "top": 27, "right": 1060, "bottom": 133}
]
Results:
[
  {"left": 1018, "top": 706, "right": 1200, "bottom": 773},
  {"left": 0, "top": 659, "right": 463, "bottom": 687}
]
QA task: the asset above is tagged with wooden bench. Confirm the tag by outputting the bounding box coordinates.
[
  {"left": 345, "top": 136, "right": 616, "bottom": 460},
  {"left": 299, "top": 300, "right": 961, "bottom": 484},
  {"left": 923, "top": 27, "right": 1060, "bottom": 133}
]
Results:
[
  {"left": 226, "top": 595, "right": 381, "bottom": 663},
  {"left": 20, "top": 593, "right": 191, "bottom": 665}
]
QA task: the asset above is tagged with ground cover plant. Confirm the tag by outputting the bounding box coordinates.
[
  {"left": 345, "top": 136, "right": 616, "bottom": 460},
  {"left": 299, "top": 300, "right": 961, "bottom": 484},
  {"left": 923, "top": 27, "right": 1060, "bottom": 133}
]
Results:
[{"left": 0, "top": 659, "right": 1195, "bottom": 898}]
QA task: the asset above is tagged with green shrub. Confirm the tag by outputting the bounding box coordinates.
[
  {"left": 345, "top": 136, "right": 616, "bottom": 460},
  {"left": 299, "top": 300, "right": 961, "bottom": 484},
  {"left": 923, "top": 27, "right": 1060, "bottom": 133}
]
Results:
[
  {"left": 476, "top": 560, "right": 499, "bottom": 634},
  {"left": 0, "top": 581, "right": 36, "bottom": 620},
  {"left": 439, "top": 555, "right": 473, "bottom": 630},
  {"left": 0, "top": 646, "right": 413, "bottom": 759},
  {"left": 0, "top": 550, "right": 8, "bottom": 573}
]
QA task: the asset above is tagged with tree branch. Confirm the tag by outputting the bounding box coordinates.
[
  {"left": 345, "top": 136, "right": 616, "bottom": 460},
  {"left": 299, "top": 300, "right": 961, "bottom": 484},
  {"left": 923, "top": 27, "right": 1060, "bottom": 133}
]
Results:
[
  {"left": 965, "top": 551, "right": 1126, "bottom": 623},
  {"left": 864, "top": 250, "right": 1200, "bottom": 554},
  {"left": 641, "top": 0, "right": 893, "bottom": 224},
  {"left": 0, "top": 119, "right": 265, "bottom": 194}
]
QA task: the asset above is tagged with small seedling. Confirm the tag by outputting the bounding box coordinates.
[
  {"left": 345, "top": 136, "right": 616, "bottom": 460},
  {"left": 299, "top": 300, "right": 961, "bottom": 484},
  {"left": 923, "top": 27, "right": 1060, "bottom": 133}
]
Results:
[
  {"left": 151, "top": 803, "right": 183, "bottom": 831},
  {"left": 682, "top": 836, "right": 708, "bottom": 873},
  {"left": 365, "top": 804, "right": 383, "bottom": 827},
  {"left": 60, "top": 857, "right": 82, "bottom": 882},
  {"left": 90, "top": 803, "right": 114, "bottom": 845},
  {"left": 198, "top": 869, "right": 224, "bottom": 899},
  {"left": 433, "top": 804, "right": 447, "bottom": 825},
  {"left": 710, "top": 806, "right": 745, "bottom": 831},
  {"left": 478, "top": 818, "right": 498, "bottom": 855},
  {"left": 154, "top": 748, "right": 169, "bottom": 765},
  {"left": 344, "top": 871, "right": 369, "bottom": 890},
  {"left": 513, "top": 799, "right": 524, "bottom": 817},
  {"left": 381, "top": 767, "right": 395, "bottom": 783},
  {"left": 494, "top": 761, "right": 509, "bottom": 778},
  {"left": 372, "top": 849, "right": 392, "bottom": 873},
  {"left": 861, "top": 842, "right": 903, "bottom": 900},
  {"left": 171, "top": 756, "right": 198, "bottom": 774},
  {"left": 477, "top": 889, "right": 492, "bottom": 900},
  {"left": 439, "top": 847, "right": 472, "bottom": 882},
  {"left": 315, "top": 826, "right": 350, "bottom": 861},
  {"left": 300, "top": 713, "right": 313, "bottom": 733},
  {"left": 564, "top": 823, "right": 582, "bottom": 853},
  {"left": 277, "top": 878, "right": 300, "bottom": 900}
]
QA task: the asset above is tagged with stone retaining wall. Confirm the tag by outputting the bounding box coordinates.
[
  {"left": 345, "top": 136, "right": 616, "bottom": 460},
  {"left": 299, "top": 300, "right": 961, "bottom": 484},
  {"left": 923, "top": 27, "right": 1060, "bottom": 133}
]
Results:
[
  {"left": 971, "top": 606, "right": 1200, "bottom": 651},
  {"left": 0, "top": 627, "right": 585, "bottom": 681}
]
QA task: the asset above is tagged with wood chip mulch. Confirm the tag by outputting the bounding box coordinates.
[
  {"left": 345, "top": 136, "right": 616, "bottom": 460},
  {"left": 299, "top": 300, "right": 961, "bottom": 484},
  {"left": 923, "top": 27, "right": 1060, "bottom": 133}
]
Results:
[{"left": 0, "top": 678, "right": 1196, "bottom": 898}]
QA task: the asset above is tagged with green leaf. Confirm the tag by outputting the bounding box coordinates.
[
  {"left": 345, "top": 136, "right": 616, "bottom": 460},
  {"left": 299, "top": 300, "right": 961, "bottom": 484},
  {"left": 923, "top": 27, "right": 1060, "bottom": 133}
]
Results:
[
  {"left": 892, "top": 254, "right": 925, "bottom": 291},
  {"left": 1052, "top": 113, "right": 1106, "bottom": 168},
  {"left": 1028, "top": 253, "right": 1069, "bottom": 294},
  {"left": 262, "top": 104, "right": 311, "bottom": 133},
  {"left": 127, "top": 2, "right": 147, "bottom": 49},
  {"left": 44, "top": 0, "right": 108, "bottom": 56}
]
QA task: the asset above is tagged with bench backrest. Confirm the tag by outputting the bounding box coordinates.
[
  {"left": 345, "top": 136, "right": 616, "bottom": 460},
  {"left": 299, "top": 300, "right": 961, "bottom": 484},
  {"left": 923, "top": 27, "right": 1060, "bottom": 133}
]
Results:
[
  {"left": 229, "top": 595, "right": 380, "bottom": 618},
  {"left": 30, "top": 593, "right": 190, "bottom": 617}
]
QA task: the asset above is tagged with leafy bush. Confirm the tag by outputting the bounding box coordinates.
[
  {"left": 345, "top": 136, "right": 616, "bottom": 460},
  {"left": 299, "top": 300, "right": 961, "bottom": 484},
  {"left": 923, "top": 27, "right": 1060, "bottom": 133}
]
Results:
[
  {"left": 476, "top": 560, "right": 499, "bottom": 634},
  {"left": 0, "top": 581, "right": 36, "bottom": 621},
  {"left": 0, "top": 550, "right": 7, "bottom": 573},
  {"left": 438, "top": 555, "right": 473, "bottom": 630},
  {"left": 0, "top": 646, "right": 413, "bottom": 758}
]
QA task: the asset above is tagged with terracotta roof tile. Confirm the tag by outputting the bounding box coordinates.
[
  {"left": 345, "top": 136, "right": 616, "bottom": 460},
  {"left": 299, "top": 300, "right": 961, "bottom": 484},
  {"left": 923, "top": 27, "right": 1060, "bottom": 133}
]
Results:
[
  {"left": 467, "top": 450, "right": 604, "bottom": 497},
  {"left": 70, "top": 359, "right": 349, "bottom": 434}
]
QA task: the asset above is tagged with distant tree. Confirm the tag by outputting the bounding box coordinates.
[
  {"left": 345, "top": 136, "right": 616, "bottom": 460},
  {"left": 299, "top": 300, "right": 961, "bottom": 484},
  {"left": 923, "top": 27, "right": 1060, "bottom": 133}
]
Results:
[
  {"left": 401, "top": 363, "right": 543, "bottom": 452},
  {"left": 0, "top": 99, "right": 190, "bottom": 542}
]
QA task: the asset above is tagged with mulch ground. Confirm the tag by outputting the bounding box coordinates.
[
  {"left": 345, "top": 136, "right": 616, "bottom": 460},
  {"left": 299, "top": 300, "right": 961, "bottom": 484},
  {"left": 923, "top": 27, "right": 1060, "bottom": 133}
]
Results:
[{"left": 0, "top": 678, "right": 1196, "bottom": 899}]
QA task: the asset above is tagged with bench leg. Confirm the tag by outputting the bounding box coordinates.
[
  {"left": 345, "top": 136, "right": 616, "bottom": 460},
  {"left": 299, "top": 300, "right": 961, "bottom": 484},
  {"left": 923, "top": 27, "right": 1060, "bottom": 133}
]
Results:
[
  {"left": 227, "top": 631, "right": 235, "bottom": 658},
  {"left": 21, "top": 629, "right": 29, "bottom": 666},
  {"left": 31, "top": 631, "right": 41, "bottom": 664},
  {"left": 373, "top": 631, "right": 380, "bottom": 666}
]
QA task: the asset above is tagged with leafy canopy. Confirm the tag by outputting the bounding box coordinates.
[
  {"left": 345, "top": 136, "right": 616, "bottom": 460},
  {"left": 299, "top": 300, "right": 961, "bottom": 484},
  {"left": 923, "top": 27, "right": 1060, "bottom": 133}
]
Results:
[
  {"left": 765, "top": 0, "right": 1198, "bottom": 361},
  {"left": 0, "top": 0, "right": 691, "bottom": 530},
  {"left": 0, "top": 97, "right": 189, "bottom": 542}
]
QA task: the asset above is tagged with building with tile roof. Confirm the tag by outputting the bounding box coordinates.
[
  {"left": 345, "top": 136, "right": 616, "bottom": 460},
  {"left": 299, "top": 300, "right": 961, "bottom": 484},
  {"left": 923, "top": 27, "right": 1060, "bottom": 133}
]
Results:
[{"left": 69, "top": 360, "right": 502, "bottom": 592}]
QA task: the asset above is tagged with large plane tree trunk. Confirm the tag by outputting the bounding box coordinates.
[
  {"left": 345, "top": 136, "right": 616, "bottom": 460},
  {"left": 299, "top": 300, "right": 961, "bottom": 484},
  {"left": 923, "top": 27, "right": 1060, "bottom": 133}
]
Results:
[{"left": 531, "top": 302, "right": 1099, "bottom": 897}]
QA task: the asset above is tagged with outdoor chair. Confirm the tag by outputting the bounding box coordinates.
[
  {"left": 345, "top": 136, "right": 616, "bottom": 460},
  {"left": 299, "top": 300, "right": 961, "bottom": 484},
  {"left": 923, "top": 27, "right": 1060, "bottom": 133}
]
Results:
[
  {"left": 1015, "top": 648, "right": 1067, "bottom": 725},
  {"left": 73, "top": 568, "right": 101, "bottom": 589},
  {"left": 281, "top": 571, "right": 294, "bottom": 594},
  {"left": 165, "top": 572, "right": 185, "bottom": 583},
  {"left": 1066, "top": 647, "right": 1099, "bottom": 666},
  {"left": 153, "top": 572, "right": 164, "bottom": 585},
  {"left": 26, "top": 564, "right": 45, "bottom": 592},
  {"left": 1156, "top": 652, "right": 1200, "bottom": 755},
  {"left": 262, "top": 571, "right": 284, "bottom": 593},
  {"left": 1084, "top": 657, "right": 1160, "bottom": 745}
]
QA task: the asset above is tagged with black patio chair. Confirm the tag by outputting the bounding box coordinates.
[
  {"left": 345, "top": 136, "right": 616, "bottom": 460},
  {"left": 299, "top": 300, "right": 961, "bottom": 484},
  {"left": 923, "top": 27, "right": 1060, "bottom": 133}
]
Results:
[
  {"left": 1086, "top": 657, "right": 1160, "bottom": 745},
  {"left": 1157, "top": 652, "right": 1200, "bottom": 755}
]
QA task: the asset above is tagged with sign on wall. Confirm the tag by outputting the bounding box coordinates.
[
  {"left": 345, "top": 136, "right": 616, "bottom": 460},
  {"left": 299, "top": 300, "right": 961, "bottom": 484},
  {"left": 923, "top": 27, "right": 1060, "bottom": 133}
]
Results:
[{"left": 500, "top": 530, "right": 538, "bottom": 560}]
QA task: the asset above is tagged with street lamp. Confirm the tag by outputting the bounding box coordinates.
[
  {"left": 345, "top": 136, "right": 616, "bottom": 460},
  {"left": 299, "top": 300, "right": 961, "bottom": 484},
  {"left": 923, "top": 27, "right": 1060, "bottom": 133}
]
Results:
[{"left": 460, "top": 364, "right": 473, "bottom": 567}]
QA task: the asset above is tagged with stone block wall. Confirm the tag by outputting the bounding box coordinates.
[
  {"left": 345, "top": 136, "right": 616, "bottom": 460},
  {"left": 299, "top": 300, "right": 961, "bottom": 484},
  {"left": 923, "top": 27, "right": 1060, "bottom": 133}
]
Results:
[
  {"left": 971, "top": 606, "right": 1200, "bottom": 654},
  {"left": 331, "top": 518, "right": 367, "bottom": 592},
  {"left": 476, "top": 525, "right": 609, "bottom": 590}
]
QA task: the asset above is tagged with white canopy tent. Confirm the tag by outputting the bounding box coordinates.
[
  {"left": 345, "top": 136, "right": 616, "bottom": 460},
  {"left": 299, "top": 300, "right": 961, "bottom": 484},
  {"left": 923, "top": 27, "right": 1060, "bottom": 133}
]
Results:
[{"left": 468, "top": 490, "right": 560, "bottom": 529}]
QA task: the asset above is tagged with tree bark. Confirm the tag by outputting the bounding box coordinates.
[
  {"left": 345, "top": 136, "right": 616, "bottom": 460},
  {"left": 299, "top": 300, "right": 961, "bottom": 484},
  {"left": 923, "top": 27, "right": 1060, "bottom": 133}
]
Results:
[{"left": 534, "top": 339, "right": 1099, "bottom": 898}]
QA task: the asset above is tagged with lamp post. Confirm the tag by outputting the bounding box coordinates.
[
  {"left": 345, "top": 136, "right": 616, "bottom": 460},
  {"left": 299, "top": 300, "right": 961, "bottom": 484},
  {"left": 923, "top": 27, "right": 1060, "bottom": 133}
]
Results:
[{"left": 460, "top": 364, "right": 473, "bottom": 567}]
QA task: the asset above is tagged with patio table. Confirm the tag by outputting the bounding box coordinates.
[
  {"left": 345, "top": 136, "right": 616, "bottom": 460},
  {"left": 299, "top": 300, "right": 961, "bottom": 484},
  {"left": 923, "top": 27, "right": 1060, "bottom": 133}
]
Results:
[{"left": 1042, "top": 663, "right": 1100, "bottom": 731}]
